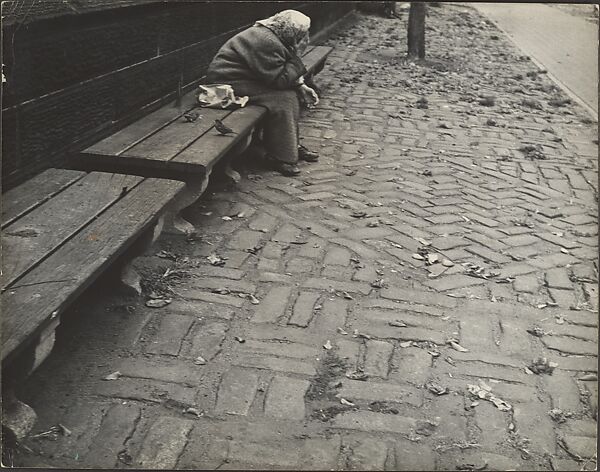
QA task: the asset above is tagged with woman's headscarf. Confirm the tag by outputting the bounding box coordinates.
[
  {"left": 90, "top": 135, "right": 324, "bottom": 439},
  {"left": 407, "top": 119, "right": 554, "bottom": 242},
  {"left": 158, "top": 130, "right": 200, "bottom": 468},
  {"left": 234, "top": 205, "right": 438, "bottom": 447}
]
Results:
[{"left": 255, "top": 10, "right": 311, "bottom": 48}]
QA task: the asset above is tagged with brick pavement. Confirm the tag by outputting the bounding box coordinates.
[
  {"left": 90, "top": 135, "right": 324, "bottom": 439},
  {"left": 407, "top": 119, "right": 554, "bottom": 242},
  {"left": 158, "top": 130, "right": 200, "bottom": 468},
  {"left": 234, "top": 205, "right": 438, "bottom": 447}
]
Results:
[{"left": 11, "top": 4, "right": 597, "bottom": 470}]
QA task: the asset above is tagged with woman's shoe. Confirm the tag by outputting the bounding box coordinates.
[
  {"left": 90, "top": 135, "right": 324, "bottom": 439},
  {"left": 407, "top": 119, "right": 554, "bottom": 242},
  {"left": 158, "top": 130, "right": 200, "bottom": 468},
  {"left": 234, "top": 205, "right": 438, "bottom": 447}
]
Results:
[
  {"left": 298, "top": 145, "right": 319, "bottom": 162},
  {"left": 264, "top": 155, "right": 301, "bottom": 176},
  {"left": 273, "top": 162, "right": 301, "bottom": 176}
]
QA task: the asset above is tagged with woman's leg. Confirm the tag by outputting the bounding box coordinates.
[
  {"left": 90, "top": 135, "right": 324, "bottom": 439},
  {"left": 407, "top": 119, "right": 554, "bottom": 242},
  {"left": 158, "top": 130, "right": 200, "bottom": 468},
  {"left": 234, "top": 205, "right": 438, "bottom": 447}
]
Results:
[{"left": 248, "top": 90, "right": 300, "bottom": 164}]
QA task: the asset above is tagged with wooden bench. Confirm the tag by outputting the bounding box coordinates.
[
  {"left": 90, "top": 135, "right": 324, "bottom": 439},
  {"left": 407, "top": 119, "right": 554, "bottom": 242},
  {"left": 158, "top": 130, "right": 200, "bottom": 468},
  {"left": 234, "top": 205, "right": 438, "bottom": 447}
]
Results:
[
  {"left": 1, "top": 168, "right": 185, "bottom": 437},
  {"left": 1, "top": 45, "right": 332, "bottom": 439},
  {"left": 76, "top": 45, "right": 333, "bottom": 235}
]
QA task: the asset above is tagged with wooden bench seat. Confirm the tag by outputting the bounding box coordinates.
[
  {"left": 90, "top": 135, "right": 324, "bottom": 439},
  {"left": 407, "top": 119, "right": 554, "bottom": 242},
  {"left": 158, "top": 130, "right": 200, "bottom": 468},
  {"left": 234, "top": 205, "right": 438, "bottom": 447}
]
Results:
[
  {"left": 1, "top": 168, "right": 185, "bottom": 367},
  {"left": 78, "top": 98, "right": 267, "bottom": 179}
]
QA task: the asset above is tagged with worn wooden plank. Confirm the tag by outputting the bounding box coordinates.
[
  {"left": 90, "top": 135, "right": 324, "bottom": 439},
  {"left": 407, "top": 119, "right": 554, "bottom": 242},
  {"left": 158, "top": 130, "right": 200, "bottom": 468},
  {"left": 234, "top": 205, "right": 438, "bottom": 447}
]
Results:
[
  {"left": 174, "top": 105, "right": 266, "bottom": 171},
  {"left": 1, "top": 177, "right": 185, "bottom": 362},
  {"left": 82, "top": 90, "right": 199, "bottom": 157},
  {"left": 121, "top": 107, "right": 232, "bottom": 162},
  {"left": 302, "top": 46, "right": 333, "bottom": 73},
  {"left": 1, "top": 169, "right": 86, "bottom": 229},
  {"left": 1, "top": 172, "right": 142, "bottom": 290}
]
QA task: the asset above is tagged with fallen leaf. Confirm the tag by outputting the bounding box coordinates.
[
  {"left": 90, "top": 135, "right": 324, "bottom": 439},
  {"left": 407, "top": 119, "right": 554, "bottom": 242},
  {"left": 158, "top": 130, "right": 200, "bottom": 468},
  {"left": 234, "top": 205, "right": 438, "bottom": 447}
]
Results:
[
  {"left": 389, "top": 320, "right": 407, "bottom": 327},
  {"left": 221, "top": 216, "right": 233, "bottom": 221},
  {"left": 145, "top": 298, "right": 172, "bottom": 308},
  {"left": 527, "top": 357, "right": 557, "bottom": 374},
  {"left": 490, "top": 397, "right": 511, "bottom": 411},
  {"left": 578, "top": 373, "right": 597, "bottom": 381},
  {"left": 427, "top": 253, "right": 440, "bottom": 265},
  {"left": 103, "top": 371, "right": 122, "bottom": 381},
  {"left": 548, "top": 408, "right": 568, "bottom": 423},
  {"left": 371, "top": 279, "right": 386, "bottom": 288},
  {"left": 346, "top": 370, "right": 368, "bottom": 381},
  {"left": 207, "top": 254, "right": 226, "bottom": 266},
  {"left": 340, "top": 398, "right": 355, "bottom": 406},
  {"left": 234, "top": 336, "right": 245, "bottom": 343},
  {"left": 194, "top": 356, "right": 207, "bottom": 365},
  {"left": 426, "top": 381, "right": 449, "bottom": 395},
  {"left": 415, "top": 420, "right": 437, "bottom": 436},
  {"left": 212, "top": 288, "right": 231, "bottom": 295},
  {"left": 467, "top": 384, "right": 511, "bottom": 412},
  {"left": 399, "top": 341, "right": 412, "bottom": 348},
  {"left": 526, "top": 326, "right": 545, "bottom": 337},
  {"left": 337, "top": 327, "right": 348, "bottom": 335},
  {"left": 350, "top": 210, "right": 367, "bottom": 218},
  {"left": 58, "top": 424, "right": 72, "bottom": 436},
  {"left": 412, "top": 253, "right": 425, "bottom": 260},
  {"left": 449, "top": 341, "right": 469, "bottom": 352},
  {"left": 184, "top": 407, "right": 204, "bottom": 417},
  {"left": 323, "top": 340, "right": 333, "bottom": 350}
]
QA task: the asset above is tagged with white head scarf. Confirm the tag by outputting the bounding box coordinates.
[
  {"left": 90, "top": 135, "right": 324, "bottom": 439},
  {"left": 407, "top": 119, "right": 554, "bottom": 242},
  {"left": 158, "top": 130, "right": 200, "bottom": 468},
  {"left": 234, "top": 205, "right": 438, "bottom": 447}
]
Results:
[{"left": 255, "top": 10, "right": 311, "bottom": 47}]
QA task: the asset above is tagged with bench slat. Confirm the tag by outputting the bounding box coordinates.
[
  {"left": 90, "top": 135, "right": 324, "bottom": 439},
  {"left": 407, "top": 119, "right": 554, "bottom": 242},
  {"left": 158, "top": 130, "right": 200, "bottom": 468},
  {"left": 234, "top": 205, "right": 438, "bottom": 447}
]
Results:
[
  {"left": 2, "top": 177, "right": 185, "bottom": 362},
  {"left": 303, "top": 46, "right": 333, "bottom": 73},
  {"left": 174, "top": 105, "right": 266, "bottom": 171},
  {"left": 82, "top": 91, "right": 200, "bottom": 157},
  {"left": 2, "top": 172, "right": 143, "bottom": 290},
  {"left": 121, "top": 107, "right": 232, "bottom": 162},
  {"left": 2, "top": 169, "right": 86, "bottom": 230}
]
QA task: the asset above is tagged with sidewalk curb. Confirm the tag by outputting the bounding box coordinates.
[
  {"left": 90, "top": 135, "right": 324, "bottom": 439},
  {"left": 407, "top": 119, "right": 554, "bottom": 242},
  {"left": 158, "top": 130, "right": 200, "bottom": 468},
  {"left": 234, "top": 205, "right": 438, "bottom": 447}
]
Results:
[{"left": 476, "top": 10, "right": 598, "bottom": 121}]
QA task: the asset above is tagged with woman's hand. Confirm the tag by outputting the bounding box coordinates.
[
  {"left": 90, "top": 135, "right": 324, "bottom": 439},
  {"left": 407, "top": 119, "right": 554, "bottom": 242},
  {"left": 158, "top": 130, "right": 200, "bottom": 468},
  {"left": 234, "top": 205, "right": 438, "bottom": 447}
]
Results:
[{"left": 298, "top": 83, "right": 319, "bottom": 108}]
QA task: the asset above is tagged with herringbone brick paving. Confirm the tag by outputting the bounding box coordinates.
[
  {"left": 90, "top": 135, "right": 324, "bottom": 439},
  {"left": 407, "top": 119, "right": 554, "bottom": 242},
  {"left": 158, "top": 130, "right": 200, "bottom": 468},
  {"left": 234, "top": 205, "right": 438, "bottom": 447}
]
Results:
[{"left": 13, "top": 5, "right": 597, "bottom": 470}]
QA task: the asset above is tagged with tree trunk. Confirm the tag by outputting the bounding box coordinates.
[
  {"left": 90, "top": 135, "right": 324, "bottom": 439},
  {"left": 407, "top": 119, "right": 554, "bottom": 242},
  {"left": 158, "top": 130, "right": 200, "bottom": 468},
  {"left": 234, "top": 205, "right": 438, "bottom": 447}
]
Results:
[{"left": 407, "top": 3, "right": 426, "bottom": 59}]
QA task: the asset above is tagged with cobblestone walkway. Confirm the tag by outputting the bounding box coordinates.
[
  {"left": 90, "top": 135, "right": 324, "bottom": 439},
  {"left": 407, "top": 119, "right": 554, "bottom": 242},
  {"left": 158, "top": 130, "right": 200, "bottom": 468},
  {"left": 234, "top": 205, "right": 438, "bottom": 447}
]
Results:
[{"left": 13, "top": 4, "right": 597, "bottom": 470}]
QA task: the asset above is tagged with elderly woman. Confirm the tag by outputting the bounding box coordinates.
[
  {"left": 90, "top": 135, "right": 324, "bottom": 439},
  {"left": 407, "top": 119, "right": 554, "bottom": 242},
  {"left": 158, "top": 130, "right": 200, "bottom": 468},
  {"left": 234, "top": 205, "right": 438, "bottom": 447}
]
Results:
[{"left": 206, "top": 10, "right": 320, "bottom": 176}]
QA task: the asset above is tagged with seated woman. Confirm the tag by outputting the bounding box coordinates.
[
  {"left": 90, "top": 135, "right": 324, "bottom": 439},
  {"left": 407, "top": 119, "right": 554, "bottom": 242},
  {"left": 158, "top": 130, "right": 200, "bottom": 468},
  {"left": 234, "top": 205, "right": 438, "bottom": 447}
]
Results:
[{"left": 206, "top": 10, "right": 320, "bottom": 176}]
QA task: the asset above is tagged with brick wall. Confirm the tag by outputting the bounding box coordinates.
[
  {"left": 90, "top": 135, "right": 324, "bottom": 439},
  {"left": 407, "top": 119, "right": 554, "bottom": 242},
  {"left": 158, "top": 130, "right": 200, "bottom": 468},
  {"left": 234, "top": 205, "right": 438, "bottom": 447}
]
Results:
[{"left": 1, "top": 1, "right": 354, "bottom": 190}]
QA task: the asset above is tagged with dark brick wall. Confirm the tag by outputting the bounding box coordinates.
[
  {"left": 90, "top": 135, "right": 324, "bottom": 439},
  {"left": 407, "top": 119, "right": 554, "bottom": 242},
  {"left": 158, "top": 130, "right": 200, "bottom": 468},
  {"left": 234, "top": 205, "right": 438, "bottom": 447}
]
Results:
[{"left": 1, "top": 1, "right": 354, "bottom": 190}]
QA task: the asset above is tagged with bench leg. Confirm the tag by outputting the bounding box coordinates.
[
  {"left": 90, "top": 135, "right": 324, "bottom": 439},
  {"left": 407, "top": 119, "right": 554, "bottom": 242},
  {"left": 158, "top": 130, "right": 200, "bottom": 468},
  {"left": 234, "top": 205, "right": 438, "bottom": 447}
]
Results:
[
  {"left": 0, "top": 314, "right": 62, "bottom": 439},
  {"left": 32, "top": 317, "right": 60, "bottom": 372},
  {"left": 119, "top": 171, "right": 211, "bottom": 295},
  {"left": 220, "top": 130, "right": 255, "bottom": 184},
  {"left": 163, "top": 172, "right": 211, "bottom": 236},
  {"left": 223, "top": 162, "right": 241, "bottom": 184},
  {"left": 119, "top": 216, "right": 165, "bottom": 296},
  {"left": 2, "top": 386, "right": 37, "bottom": 442},
  {"left": 120, "top": 263, "right": 143, "bottom": 296}
]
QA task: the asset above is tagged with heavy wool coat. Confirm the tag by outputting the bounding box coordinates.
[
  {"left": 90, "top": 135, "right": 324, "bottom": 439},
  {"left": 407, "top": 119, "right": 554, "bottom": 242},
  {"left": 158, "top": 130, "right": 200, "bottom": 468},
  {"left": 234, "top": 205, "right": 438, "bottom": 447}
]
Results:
[{"left": 206, "top": 25, "right": 308, "bottom": 163}]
